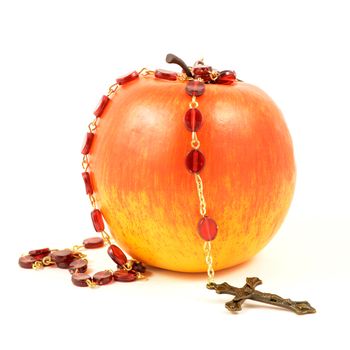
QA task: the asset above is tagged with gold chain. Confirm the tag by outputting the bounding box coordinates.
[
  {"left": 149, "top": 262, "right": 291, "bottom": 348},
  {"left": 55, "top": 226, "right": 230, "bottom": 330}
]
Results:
[
  {"left": 195, "top": 173, "right": 207, "bottom": 217},
  {"left": 88, "top": 119, "right": 97, "bottom": 133},
  {"left": 86, "top": 279, "right": 97, "bottom": 288},
  {"left": 138, "top": 67, "right": 155, "bottom": 76},
  {"left": 100, "top": 230, "right": 112, "bottom": 245},
  {"left": 189, "top": 95, "right": 215, "bottom": 284},
  {"left": 82, "top": 155, "right": 89, "bottom": 171},
  {"left": 191, "top": 131, "right": 201, "bottom": 149},
  {"left": 107, "top": 82, "right": 120, "bottom": 97},
  {"left": 89, "top": 194, "right": 97, "bottom": 208},
  {"left": 203, "top": 241, "right": 215, "bottom": 284}
]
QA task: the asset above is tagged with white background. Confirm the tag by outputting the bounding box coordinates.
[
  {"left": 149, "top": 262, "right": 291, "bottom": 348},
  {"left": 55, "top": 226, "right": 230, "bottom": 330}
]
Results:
[{"left": 1, "top": 0, "right": 349, "bottom": 349}]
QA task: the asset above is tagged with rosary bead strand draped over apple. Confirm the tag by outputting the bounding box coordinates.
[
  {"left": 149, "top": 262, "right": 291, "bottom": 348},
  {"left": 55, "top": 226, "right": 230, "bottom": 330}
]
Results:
[{"left": 184, "top": 80, "right": 217, "bottom": 285}]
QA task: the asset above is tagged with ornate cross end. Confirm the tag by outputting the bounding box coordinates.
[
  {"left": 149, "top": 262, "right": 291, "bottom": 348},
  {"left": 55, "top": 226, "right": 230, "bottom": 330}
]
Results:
[{"left": 207, "top": 277, "right": 316, "bottom": 315}]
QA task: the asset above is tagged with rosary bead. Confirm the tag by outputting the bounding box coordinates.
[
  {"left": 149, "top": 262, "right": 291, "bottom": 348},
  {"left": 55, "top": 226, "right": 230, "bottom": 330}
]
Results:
[
  {"left": 81, "top": 132, "right": 94, "bottom": 155},
  {"left": 197, "top": 216, "right": 218, "bottom": 241},
  {"left": 116, "top": 71, "right": 139, "bottom": 85},
  {"left": 93, "top": 270, "right": 113, "bottom": 285},
  {"left": 51, "top": 249, "right": 75, "bottom": 269},
  {"left": 50, "top": 249, "right": 74, "bottom": 264},
  {"left": 56, "top": 261, "right": 75, "bottom": 269},
  {"left": 91, "top": 209, "right": 105, "bottom": 232},
  {"left": 29, "top": 248, "right": 51, "bottom": 261},
  {"left": 185, "top": 149, "right": 205, "bottom": 173},
  {"left": 69, "top": 259, "right": 88, "bottom": 274},
  {"left": 216, "top": 70, "right": 236, "bottom": 85},
  {"left": 185, "top": 80, "right": 205, "bottom": 97},
  {"left": 29, "top": 248, "right": 50, "bottom": 256},
  {"left": 193, "top": 66, "right": 211, "bottom": 75},
  {"left": 94, "top": 95, "right": 109, "bottom": 118},
  {"left": 83, "top": 237, "right": 104, "bottom": 249},
  {"left": 131, "top": 261, "right": 146, "bottom": 273},
  {"left": 82, "top": 172, "right": 93, "bottom": 195},
  {"left": 18, "top": 255, "right": 36, "bottom": 269},
  {"left": 184, "top": 108, "right": 203, "bottom": 132},
  {"left": 113, "top": 270, "right": 137, "bottom": 282},
  {"left": 155, "top": 69, "right": 177, "bottom": 81},
  {"left": 108, "top": 245, "right": 127, "bottom": 266},
  {"left": 71, "top": 273, "right": 92, "bottom": 287},
  {"left": 193, "top": 66, "right": 212, "bottom": 83}
]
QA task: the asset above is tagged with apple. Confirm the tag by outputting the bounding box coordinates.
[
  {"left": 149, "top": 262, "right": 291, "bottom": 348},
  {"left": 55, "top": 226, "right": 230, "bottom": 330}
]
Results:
[{"left": 86, "top": 54, "right": 295, "bottom": 273}]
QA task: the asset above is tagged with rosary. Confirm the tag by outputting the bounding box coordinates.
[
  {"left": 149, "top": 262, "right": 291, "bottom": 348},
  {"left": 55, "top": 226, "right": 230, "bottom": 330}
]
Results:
[{"left": 19, "top": 54, "right": 316, "bottom": 315}]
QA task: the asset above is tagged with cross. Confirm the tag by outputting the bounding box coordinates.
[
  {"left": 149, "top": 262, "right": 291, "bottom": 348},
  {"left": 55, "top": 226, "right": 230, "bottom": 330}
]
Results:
[{"left": 207, "top": 277, "right": 316, "bottom": 315}]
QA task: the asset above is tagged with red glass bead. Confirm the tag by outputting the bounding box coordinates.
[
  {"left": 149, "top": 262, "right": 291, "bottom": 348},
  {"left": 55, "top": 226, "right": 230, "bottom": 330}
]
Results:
[
  {"left": 93, "top": 270, "right": 113, "bottom": 285},
  {"left": 155, "top": 69, "right": 177, "bottom": 81},
  {"left": 50, "top": 249, "right": 74, "bottom": 263},
  {"left": 71, "top": 273, "right": 91, "bottom": 287},
  {"left": 216, "top": 70, "right": 236, "bottom": 85},
  {"left": 193, "top": 66, "right": 211, "bottom": 76},
  {"left": 29, "top": 248, "right": 51, "bottom": 260},
  {"left": 193, "top": 66, "right": 212, "bottom": 82},
  {"left": 69, "top": 259, "right": 88, "bottom": 274},
  {"left": 94, "top": 95, "right": 109, "bottom": 118},
  {"left": 186, "top": 80, "right": 205, "bottom": 97},
  {"left": 197, "top": 216, "right": 218, "bottom": 241},
  {"left": 18, "top": 255, "right": 36, "bottom": 269},
  {"left": 83, "top": 237, "right": 104, "bottom": 249},
  {"left": 131, "top": 261, "right": 146, "bottom": 273},
  {"left": 113, "top": 270, "right": 137, "bottom": 282},
  {"left": 57, "top": 261, "right": 75, "bottom": 269},
  {"left": 108, "top": 245, "right": 127, "bottom": 266},
  {"left": 116, "top": 71, "right": 139, "bottom": 85},
  {"left": 184, "top": 108, "right": 203, "bottom": 132},
  {"left": 81, "top": 132, "right": 94, "bottom": 155},
  {"left": 91, "top": 209, "right": 104, "bottom": 232},
  {"left": 82, "top": 172, "right": 93, "bottom": 195},
  {"left": 185, "top": 149, "right": 205, "bottom": 173},
  {"left": 29, "top": 248, "right": 50, "bottom": 256}
]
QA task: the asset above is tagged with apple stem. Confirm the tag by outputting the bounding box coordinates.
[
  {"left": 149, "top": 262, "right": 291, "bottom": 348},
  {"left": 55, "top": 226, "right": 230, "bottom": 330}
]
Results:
[{"left": 166, "top": 53, "right": 193, "bottom": 78}]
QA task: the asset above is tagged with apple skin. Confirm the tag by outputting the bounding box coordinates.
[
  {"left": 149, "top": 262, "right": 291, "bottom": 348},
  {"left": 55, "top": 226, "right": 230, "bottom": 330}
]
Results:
[{"left": 89, "top": 76, "right": 296, "bottom": 272}]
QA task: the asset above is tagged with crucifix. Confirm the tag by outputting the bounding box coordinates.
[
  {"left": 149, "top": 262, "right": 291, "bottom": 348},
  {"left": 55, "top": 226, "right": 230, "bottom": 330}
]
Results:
[{"left": 207, "top": 277, "right": 316, "bottom": 315}]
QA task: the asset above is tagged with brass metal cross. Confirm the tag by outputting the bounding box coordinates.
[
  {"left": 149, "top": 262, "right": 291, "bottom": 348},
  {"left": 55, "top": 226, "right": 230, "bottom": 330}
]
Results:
[{"left": 207, "top": 277, "right": 316, "bottom": 315}]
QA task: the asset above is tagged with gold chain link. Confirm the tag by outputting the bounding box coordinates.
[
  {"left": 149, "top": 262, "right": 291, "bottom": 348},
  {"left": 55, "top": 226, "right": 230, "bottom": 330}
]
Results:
[
  {"left": 123, "top": 261, "right": 133, "bottom": 271},
  {"left": 82, "top": 155, "right": 89, "bottom": 171},
  {"left": 203, "top": 241, "right": 215, "bottom": 284},
  {"left": 101, "top": 230, "right": 112, "bottom": 246},
  {"left": 138, "top": 68, "right": 155, "bottom": 76},
  {"left": 89, "top": 194, "right": 97, "bottom": 208},
  {"left": 189, "top": 95, "right": 199, "bottom": 109},
  {"left": 86, "top": 279, "right": 97, "bottom": 288},
  {"left": 88, "top": 118, "right": 98, "bottom": 133},
  {"left": 107, "top": 82, "right": 120, "bottom": 97},
  {"left": 42, "top": 255, "right": 55, "bottom": 266},
  {"left": 195, "top": 173, "right": 207, "bottom": 217},
  {"left": 32, "top": 261, "right": 44, "bottom": 270},
  {"left": 72, "top": 245, "right": 84, "bottom": 251},
  {"left": 191, "top": 131, "right": 201, "bottom": 149}
]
